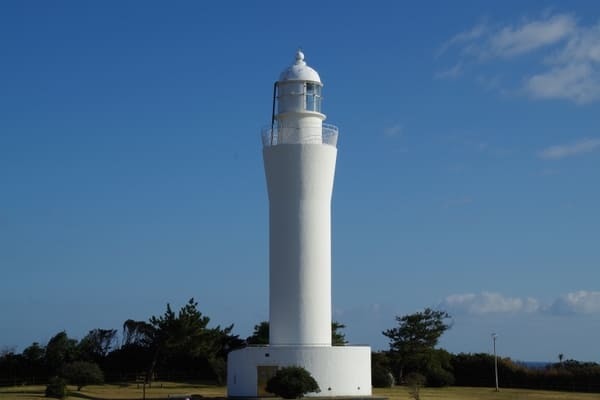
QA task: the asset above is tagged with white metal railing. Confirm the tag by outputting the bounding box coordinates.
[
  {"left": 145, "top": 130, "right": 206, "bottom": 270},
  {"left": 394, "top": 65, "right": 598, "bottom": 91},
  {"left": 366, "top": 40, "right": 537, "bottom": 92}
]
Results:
[{"left": 261, "top": 123, "right": 339, "bottom": 148}]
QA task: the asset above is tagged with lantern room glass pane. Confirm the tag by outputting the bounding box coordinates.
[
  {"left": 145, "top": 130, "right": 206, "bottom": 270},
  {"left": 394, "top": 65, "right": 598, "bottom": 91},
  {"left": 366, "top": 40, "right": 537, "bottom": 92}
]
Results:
[{"left": 305, "top": 83, "right": 322, "bottom": 112}]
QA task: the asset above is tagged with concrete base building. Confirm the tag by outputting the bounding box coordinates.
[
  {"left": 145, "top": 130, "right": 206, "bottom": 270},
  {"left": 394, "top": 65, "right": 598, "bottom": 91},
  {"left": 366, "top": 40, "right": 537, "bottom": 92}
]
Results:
[{"left": 227, "top": 51, "right": 371, "bottom": 397}]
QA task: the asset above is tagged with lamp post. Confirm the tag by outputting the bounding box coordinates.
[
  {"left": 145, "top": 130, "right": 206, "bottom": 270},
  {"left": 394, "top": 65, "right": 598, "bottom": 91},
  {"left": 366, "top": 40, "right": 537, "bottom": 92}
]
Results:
[{"left": 492, "top": 333, "right": 499, "bottom": 392}]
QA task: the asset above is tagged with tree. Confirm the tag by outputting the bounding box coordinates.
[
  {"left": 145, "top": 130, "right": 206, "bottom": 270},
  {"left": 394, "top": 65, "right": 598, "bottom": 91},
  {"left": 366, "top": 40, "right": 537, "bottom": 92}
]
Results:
[
  {"left": 332, "top": 321, "right": 347, "bottom": 345},
  {"left": 23, "top": 342, "right": 45, "bottom": 363},
  {"left": 144, "top": 298, "right": 241, "bottom": 384},
  {"left": 247, "top": 322, "right": 269, "bottom": 345},
  {"left": 0, "top": 349, "right": 26, "bottom": 386},
  {"left": 405, "top": 372, "right": 426, "bottom": 400},
  {"left": 78, "top": 329, "right": 117, "bottom": 363},
  {"left": 62, "top": 361, "right": 104, "bottom": 390},
  {"left": 149, "top": 298, "right": 213, "bottom": 355},
  {"left": 45, "top": 332, "right": 78, "bottom": 374},
  {"left": 246, "top": 321, "right": 348, "bottom": 346},
  {"left": 23, "top": 342, "right": 46, "bottom": 382},
  {"left": 0, "top": 346, "right": 17, "bottom": 357},
  {"left": 422, "top": 348, "right": 454, "bottom": 387},
  {"left": 266, "top": 366, "right": 320, "bottom": 398},
  {"left": 143, "top": 299, "right": 205, "bottom": 382},
  {"left": 122, "top": 319, "right": 155, "bottom": 348},
  {"left": 372, "top": 351, "right": 395, "bottom": 388},
  {"left": 207, "top": 323, "right": 244, "bottom": 384},
  {"left": 383, "top": 308, "right": 452, "bottom": 382}
]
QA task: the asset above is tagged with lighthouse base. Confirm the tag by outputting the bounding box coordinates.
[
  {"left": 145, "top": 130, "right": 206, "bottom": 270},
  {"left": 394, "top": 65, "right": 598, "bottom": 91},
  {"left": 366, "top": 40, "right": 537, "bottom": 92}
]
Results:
[{"left": 227, "top": 345, "right": 371, "bottom": 398}]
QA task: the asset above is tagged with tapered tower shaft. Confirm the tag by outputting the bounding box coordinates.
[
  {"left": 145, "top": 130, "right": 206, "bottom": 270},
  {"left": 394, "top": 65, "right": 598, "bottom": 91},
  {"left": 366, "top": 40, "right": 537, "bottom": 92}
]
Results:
[{"left": 262, "top": 50, "right": 338, "bottom": 347}]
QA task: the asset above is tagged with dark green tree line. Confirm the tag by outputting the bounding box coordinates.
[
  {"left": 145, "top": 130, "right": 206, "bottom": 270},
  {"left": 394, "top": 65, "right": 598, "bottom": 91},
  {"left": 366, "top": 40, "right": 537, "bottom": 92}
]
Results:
[
  {"left": 246, "top": 321, "right": 347, "bottom": 346},
  {"left": 3, "top": 303, "right": 600, "bottom": 394},
  {"left": 0, "top": 298, "right": 243, "bottom": 386}
]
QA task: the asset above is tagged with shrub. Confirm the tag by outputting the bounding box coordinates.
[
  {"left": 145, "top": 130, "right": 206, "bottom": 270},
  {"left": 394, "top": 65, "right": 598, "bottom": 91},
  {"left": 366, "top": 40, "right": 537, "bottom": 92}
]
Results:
[
  {"left": 405, "top": 372, "right": 426, "bottom": 400},
  {"left": 266, "top": 366, "right": 320, "bottom": 399},
  {"left": 425, "top": 365, "right": 455, "bottom": 387},
  {"left": 372, "top": 364, "right": 395, "bottom": 388},
  {"left": 209, "top": 357, "right": 226, "bottom": 385},
  {"left": 62, "top": 361, "right": 104, "bottom": 390},
  {"left": 45, "top": 376, "right": 67, "bottom": 399}
]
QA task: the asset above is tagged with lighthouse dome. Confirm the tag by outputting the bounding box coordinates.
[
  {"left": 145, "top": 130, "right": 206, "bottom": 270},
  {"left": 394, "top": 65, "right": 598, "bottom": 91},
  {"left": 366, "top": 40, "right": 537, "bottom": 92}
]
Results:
[{"left": 279, "top": 50, "right": 321, "bottom": 83}]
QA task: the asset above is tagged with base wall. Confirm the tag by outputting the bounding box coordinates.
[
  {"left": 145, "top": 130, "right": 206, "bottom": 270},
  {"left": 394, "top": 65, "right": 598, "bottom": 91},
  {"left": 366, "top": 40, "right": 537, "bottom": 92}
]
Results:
[{"left": 227, "top": 346, "right": 371, "bottom": 397}]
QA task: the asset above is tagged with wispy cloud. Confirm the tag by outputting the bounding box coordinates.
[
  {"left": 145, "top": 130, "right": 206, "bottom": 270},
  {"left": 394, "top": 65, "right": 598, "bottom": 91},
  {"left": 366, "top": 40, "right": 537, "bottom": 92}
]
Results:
[
  {"left": 383, "top": 123, "right": 402, "bottom": 137},
  {"left": 538, "top": 138, "right": 600, "bottom": 159},
  {"left": 551, "top": 23, "right": 600, "bottom": 65},
  {"left": 439, "top": 14, "right": 576, "bottom": 60},
  {"left": 476, "top": 74, "right": 507, "bottom": 94},
  {"left": 526, "top": 63, "right": 600, "bottom": 103},
  {"left": 526, "top": 23, "right": 600, "bottom": 103},
  {"left": 546, "top": 291, "right": 600, "bottom": 315},
  {"left": 434, "top": 63, "right": 463, "bottom": 79},
  {"left": 489, "top": 14, "right": 576, "bottom": 57},
  {"left": 441, "top": 292, "right": 539, "bottom": 315},
  {"left": 437, "top": 23, "right": 488, "bottom": 57},
  {"left": 437, "top": 12, "right": 600, "bottom": 104},
  {"left": 442, "top": 291, "right": 600, "bottom": 316}
]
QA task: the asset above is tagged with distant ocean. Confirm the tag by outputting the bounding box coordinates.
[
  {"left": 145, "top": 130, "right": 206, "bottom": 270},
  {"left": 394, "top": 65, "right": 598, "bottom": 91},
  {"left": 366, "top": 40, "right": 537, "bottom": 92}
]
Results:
[{"left": 518, "top": 361, "right": 552, "bottom": 369}]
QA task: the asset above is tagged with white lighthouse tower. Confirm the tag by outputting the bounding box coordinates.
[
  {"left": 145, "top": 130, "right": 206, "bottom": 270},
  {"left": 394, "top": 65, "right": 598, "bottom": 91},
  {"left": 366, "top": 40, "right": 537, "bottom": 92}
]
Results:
[{"left": 227, "top": 51, "right": 371, "bottom": 398}]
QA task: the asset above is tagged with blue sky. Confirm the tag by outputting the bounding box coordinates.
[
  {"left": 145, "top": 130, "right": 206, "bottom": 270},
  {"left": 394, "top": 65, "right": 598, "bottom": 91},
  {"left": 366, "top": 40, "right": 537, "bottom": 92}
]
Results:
[{"left": 1, "top": 1, "right": 599, "bottom": 362}]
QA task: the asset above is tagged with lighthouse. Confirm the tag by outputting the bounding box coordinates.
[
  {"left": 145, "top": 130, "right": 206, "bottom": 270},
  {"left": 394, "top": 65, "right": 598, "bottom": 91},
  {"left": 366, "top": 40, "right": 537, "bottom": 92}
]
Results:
[
  {"left": 266, "top": 50, "right": 336, "bottom": 348},
  {"left": 227, "top": 51, "right": 371, "bottom": 398}
]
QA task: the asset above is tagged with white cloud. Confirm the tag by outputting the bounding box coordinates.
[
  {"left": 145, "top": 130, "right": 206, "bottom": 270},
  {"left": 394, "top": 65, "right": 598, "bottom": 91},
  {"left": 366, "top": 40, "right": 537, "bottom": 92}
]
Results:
[
  {"left": 437, "top": 23, "right": 488, "bottom": 57},
  {"left": 437, "top": 12, "right": 600, "bottom": 104},
  {"left": 438, "top": 14, "right": 575, "bottom": 60},
  {"left": 441, "top": 292, "right": 539, "bottom": 315},
  {"left": 538, "top": 138, "right": 600, "bottom": 159},
  {"left": 547, "top": 291, "right": 600, "bottom": 315},
  {"left": 489, "top": 14, "right": 576, "bottom": 57},
  {"left": 552, "top": 23, "right": 600, "bottom": 64},
  {"left": 526, "top": 63, "right": 600, "bottom": 103},
  {"left": 442, "top": 291, "right": 600, "bottom": 316},
  {"left": 525, "top": 23, "right": 600, "bottom": 103},
  {"left": 383, "top": 123, "right": 402, "bottom": 137}
]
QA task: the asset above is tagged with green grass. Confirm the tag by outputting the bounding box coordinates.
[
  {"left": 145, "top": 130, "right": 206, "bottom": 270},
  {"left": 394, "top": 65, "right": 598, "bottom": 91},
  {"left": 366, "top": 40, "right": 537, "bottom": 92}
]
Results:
[
  {"left": 374, "top": 386, "right": 600, "bottom": 400},
  {"left": 0, "top": 382, "right": 225, "bottom": 400},
  {"left": 0, "top": 383, "right": 598, "bottom": 400}
]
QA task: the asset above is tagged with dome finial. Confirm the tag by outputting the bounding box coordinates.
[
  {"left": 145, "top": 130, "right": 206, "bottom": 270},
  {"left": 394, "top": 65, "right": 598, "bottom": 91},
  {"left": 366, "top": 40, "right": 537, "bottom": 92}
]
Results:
[
  {"left": 279, "top": 48, "right": 321, "bottom": 83},
  {"left": 295, "top": 48, "right": 305, "bottom": 65}
]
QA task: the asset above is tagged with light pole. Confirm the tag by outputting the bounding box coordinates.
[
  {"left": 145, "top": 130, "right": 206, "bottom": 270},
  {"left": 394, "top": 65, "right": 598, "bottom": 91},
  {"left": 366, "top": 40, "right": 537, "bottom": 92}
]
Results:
[{"left": 492, "top": 333, "right": 499, "bottom": 392}]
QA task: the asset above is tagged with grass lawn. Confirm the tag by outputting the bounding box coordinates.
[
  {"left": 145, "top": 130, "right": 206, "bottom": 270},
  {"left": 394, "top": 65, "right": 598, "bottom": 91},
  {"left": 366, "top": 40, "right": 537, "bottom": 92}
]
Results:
[
  {"left": 0, "top": 382, "right": 225, "bottom": 400},
  {"left": 374, "top": 386, "right": 600, "bottom": 399},
  {"left": 1, "top": 383, "right": 599, "bottom": 400}
]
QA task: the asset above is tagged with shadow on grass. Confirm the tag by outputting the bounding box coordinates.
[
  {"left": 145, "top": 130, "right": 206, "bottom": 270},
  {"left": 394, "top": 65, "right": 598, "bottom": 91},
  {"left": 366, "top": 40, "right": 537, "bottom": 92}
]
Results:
[
  {"left": 0, "top": 391, "right": 35, "bottom": 394},
  {"left": 0, "top": 389, "right": 45, "bottom": 397},
  {"left": 67, "top": 393, "right": 226, "bottom": 400},
  {"left": 67, "top": 392, "right": 102, "bottom": 400}
]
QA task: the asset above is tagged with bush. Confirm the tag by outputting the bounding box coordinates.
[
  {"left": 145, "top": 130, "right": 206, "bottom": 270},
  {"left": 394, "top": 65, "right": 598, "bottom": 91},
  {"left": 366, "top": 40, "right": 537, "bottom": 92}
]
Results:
[
  {"left": 425, "top": 365, "right": 455, "bottom": 387},
  {"left": 266, "top": 366, "right": 320, "bottom": 399},
  {"left": 62, "top": 361, "right": 104, "bottom": 390},
  {"left": 405, "top": 372, "right": 426, "bottom": 400},
  {"left": 209, "top": 357, "right": 226, "bottom": 385},
  {"left": 45, "top": 376, "right": 67, "bottom": 399},
  {"left": 372, "top": 364, "right": 395, "bottom": 388}
]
